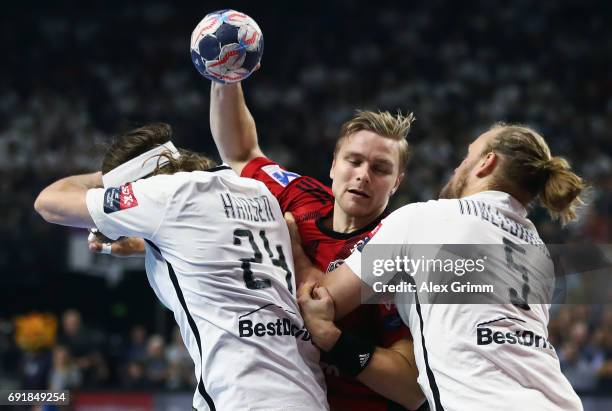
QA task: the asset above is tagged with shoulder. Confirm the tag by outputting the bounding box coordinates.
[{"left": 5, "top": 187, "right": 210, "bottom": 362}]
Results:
[
  {"left": 379, "top": 199, "right": 464, "bottom": 231},
  {"left": 166, "top": 168, "right": 241, "bottom": 187},
  {"left": 387, "top": 198, "right": 459, "bottom": 218},
  {"left": 134, "top": 173, "right": 191, "bottom": 194},
  {"left": 241, "top": 157, "right": 300, "bottom": 184},
  {"left": 130, "top": 171, "right": 226, "bottom": 201}
]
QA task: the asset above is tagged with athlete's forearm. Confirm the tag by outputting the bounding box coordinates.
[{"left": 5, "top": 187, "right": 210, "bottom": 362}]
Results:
[
  {"left": 313, "top": 323, "right": 425, "bottom": 409},
  {"left": 209, "top": 82, "right": 263, "bottom": 174},
  {"left": 35, "top": 172, "right": 101, "bottom": 228},
  {"left": 358, "top": 339, "right": 425, "bottom": 410},
  {"left": 88, "top": 233, "right": 146, "bottom": 257}
]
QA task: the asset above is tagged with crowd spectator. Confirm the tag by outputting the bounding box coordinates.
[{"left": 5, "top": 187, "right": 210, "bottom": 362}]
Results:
[
  {"left": 165, "top": 326, "right": 195, "bottom": 390},
  {"left": 48, "top": 345, "right": 82, "bottom": 391},
  {"left": 123, "top": 324, "right": 148, "bottom": 363},
  {"left": 143, "top": 335, "right": 168, "bottom": 389},
  {"left": 57, "top": 309, "right": 109, "bottom": 388},
  {"left": 121, "top": 360, "right": 152, "bottom": 390}
]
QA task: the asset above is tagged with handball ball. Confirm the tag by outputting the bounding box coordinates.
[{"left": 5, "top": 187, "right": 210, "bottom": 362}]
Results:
[{"left": 190, "top": 9, "right": 264, "bottom": 84}]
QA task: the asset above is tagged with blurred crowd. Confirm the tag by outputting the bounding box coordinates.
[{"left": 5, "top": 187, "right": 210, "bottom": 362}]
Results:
[
  {"left": 0, "top": 309, "right": 195, "bottom": 392},
  {"left": 1, "top": 306, "right": 611, "bottom": 395},
  {"left": 0, "top": 0, "right": 610, "bottom": 397},
  {"left": 551, "top": 306, "right": 612, "bottom": 394}
]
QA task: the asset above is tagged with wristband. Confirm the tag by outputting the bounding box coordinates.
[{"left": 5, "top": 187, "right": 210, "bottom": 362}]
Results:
[
  {"left": 328, "top": 332, "right": 375, "bottom": 377},
  {"left": 101, "top": 243, "right": 112, "bottom": 255}
]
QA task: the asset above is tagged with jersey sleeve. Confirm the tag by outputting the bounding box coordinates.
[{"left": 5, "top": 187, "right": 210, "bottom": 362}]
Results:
[
  {"left": 85, "top": 176, "right": 174, "bottom": 241},
  {"left": 241, "top": 157, "right": 333, "bottom": 213},
  {"left": 344, "top": 204, "right": 420, "bottom": 287}
]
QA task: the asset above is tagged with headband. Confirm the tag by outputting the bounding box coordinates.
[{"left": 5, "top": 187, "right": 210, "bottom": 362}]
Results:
[{"left": 102, "top": 141, "right": 180, "bottom": 187}]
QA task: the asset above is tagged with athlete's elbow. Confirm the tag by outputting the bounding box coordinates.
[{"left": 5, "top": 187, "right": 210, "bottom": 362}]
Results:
[
  {"left": 34, "top": 192, "right": 59, "bottom": 223},
  {"left": 34, "top": 192, "right": 49, "bottom": 218}
]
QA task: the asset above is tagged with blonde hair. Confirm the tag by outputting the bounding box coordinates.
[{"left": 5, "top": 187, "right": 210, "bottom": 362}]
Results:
[
  {"left": 486, "top": 123, "right": 586, "bottom": 224},
  {"left": 334, "top": 110, "right": 415, "bottom": 171}
]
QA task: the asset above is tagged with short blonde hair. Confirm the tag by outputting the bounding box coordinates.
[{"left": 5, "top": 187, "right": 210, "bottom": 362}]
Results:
[
  {"left": 334, "top": 110, "right": 415, "bottom": 171},
  {"left": 486, "top": 123, "right": 586, "bottom": 224}
]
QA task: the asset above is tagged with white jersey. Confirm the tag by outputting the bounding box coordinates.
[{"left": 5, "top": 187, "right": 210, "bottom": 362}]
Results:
[
  {"left": 86, "top": 167, "right": 328, "bottom": 411},
  {"left": 345, "top": 191, "right": 582, "bottom": 411}
]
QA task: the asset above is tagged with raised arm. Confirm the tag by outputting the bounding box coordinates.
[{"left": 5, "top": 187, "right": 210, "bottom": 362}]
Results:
[{"left": 210, "top": 82, "right": 264, "bottom": 175}]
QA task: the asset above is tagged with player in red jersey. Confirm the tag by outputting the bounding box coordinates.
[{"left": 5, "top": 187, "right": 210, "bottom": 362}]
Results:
[{"left": 209, "top": 81, "right": 425, "bottom": 411}]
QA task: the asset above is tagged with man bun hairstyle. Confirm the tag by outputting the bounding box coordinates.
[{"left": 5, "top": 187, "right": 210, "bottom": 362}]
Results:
[
  {"left": 487, "top": 123, "right": 586, "bottom": 224},
  {"left": 538, "top": 156, "right": 585, "bottom": 224},
  {"left": 335, "top": 110, "right": 415, "bottom": 171}
]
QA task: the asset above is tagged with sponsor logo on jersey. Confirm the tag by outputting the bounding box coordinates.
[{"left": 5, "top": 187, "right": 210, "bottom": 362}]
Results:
[
  {"left": 120, "top": 183, "right": 138, "bottom": 209},
  {"left": 351, "top": 235, "right": 371, "bottom": 253},
  {"left": 103, "top": 183, "right": 139, "bottom": 214},
  {"left": 326, "top": 259, "right": 344, "bottom": 273},
  {"left": 238, "top": 304, "right": 311, "bottom": 341},
  {"left": 261, "top": 165, "right": 300, "bottom": 187},
  {"left": 476, "top": 326, "right": 554, "bottom": 350}
]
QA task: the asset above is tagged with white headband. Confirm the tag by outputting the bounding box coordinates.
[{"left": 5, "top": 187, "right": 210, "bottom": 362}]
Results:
[{"left": 102, "top": 141, "right": 180, "bottom": 187}]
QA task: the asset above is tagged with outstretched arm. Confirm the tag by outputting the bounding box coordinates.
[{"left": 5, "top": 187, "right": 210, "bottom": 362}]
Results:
[
  {"left": 34, "top": 172, "right": 100, "bottom": 228},
  {"left": 210, "top": 82, "right": 264, "bottom": 175}
]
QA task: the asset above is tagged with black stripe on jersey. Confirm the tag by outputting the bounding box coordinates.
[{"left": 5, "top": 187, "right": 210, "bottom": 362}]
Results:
[
  {"left": 409, "top": 276, "right": 444, "bottom": 411},
  {"left": 144, "top": 240, "right": 216, "bottom": 411},
  {"left": 476, "top": 316, "right": 526, "bottom": 328},
  {"left": 470, "top": 200, "right": 479, "bottom": 217},
  {"left": 145, "top": 239, "right": 161, "bottom": 254},
  {"left": 238, "top": 303, "right": 297, "bottom": 318},
  {"left": 315, "top": 208, "right": 388, "bottom": 240},
  {"left": 295, "top": 178, "right": 334, "bottom": 205},
  {"left": 206, "top": 165, "right": 232, "bottom": 173},
  {"left": 459, "top": 200, "right": 465, "bottom": 214}
]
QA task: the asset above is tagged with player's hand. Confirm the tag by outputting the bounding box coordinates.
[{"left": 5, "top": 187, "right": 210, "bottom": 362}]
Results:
[
  {"left": 298, "top": 281, "right": 341, "bottom": 351},
  {"left": 88, "top": 230, "right": 146, "bottom": 258},
  {"left": 284, "top": 211, "right": 303, "bottom": 247},
  {"left": 284, "top": 212, "right": 323, "bottom": 287}
]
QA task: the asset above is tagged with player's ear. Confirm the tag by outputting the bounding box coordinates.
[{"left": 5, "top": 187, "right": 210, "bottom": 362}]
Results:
[
  {"left": 390, "top": 172, "right": 404, "bottom": 196},
  {"left": 329, "top": 158, "right": 336, "bottom": 180},
  {"left": 475, "top": 152, "right": 498, "bottom": 178}
]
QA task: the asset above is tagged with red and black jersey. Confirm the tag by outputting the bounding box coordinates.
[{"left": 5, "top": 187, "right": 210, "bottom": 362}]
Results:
[{"left": 242, "top": 157, "right": 411, "bottom": 411}]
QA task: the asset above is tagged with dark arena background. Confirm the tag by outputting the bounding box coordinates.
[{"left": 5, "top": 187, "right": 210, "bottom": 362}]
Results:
[{"left": 1, "top": 0, "right": 611, "bottom": 409}]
